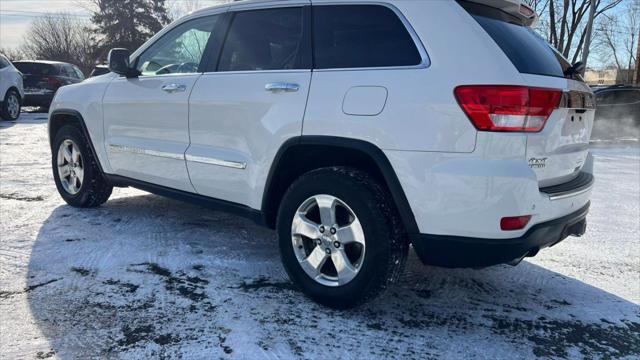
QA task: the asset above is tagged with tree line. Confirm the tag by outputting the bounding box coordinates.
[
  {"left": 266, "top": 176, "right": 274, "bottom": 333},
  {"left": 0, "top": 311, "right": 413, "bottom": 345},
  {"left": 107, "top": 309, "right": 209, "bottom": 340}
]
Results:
[{"left": 1, "top": 0, "right": 637, "bottom": 77}]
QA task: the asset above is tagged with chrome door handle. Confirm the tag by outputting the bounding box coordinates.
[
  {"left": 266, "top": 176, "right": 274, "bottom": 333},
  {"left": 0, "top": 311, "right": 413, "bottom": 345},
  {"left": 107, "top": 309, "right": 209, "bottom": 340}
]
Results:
[
  {"left": 161, "top": 84, "right": 187, "bottom": 93},
  {"left": 265, "top": 82, "right": 300, "bottom": 93}
]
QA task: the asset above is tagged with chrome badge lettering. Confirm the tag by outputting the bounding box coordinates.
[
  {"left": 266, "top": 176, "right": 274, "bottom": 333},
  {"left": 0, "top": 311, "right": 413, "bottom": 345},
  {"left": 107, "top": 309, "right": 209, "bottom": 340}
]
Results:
[{"left": 529, "top": 157, "right": 547, "bottom": 169}]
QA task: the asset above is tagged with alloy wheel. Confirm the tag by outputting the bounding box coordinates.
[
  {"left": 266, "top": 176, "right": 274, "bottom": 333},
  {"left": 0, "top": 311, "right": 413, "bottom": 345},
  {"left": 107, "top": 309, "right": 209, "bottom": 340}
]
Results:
[
  {"left": 6, "top": 93, "right": 20, "bottom": 119},
  {"left": 57, "top": 139, "right": 84, "bottom": 195},
  {"left": 291, "top": 194, "right": 366, "bottom": 287}
]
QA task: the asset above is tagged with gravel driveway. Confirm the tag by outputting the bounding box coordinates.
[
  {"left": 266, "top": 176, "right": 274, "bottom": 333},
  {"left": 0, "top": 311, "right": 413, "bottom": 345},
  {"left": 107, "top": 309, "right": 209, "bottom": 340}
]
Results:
[{"left": 1, "top": 113, "right": 639, "bottom": 359}]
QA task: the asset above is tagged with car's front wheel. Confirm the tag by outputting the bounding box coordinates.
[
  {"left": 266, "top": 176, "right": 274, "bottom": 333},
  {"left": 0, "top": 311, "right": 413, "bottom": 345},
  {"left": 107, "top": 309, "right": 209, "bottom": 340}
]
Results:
[
  {"left": 277, "top": 167, "right": 408, "bottom": 308},
  {"left": 0, "top": 89, "right": 21, "bottom": 121},
  {"left": 52, "top": 125, "right": 113, "bottom": 207}
]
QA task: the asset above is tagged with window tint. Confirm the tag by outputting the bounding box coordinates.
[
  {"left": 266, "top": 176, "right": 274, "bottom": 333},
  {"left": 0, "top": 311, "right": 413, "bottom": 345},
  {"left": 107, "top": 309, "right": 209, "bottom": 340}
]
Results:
[
  {"left": 13, "top": 62, "right": 58, "bottom": 76},
  {"left": 313, "top": 5, "right": 421, "bottom": 69},
  {"left": 137, "top": 15, "right": 219, "bottom": 76},
  {"left": 218, "top": 8, "right": 306, "bottom": 71},
  {"left": 61, "top": 64, "right": 78, "bottom": 78},
  {"left": 461, "top": 2, "right": 575, "bottom": 80},
  {"left": 72, "top": 65, "right": 85, "bottom": 80}
]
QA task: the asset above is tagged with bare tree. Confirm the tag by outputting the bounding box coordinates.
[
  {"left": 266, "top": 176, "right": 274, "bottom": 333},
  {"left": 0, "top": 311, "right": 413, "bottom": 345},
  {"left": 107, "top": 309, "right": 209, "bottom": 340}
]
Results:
[
  {"left": 20, "top": 13, "right": 96, "bottom": 74},
  {"left": 0, "top": 47, "right": 29, "bottom": 62},
  {"left": 532, "top": 0, "right": 623, "bottom": 63},
  {"left": 596, "top": 0, "right": 639, "bottom": 82}
]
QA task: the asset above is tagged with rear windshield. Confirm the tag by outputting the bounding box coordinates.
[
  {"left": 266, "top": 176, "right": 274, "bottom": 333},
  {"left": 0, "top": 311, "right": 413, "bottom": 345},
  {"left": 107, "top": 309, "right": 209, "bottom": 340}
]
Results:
[
  {"left": 13, "top": 62, "right": 59, "bottom": 76},
  {"left": 460, "top": 1, "right": 575, "bottom": 80}
]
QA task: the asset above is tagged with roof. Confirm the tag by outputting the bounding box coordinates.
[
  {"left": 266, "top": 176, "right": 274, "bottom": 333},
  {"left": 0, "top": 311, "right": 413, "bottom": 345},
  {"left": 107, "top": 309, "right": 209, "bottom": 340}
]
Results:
[{"left": 11, "top": 60, "right": 70, "bottom": 65}]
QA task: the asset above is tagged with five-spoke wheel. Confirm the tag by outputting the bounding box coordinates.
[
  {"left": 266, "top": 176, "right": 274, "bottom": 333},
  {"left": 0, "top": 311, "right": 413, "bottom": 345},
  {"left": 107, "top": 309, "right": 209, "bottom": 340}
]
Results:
[
  {"left": 291, "top": 194, "right": 366, "bottom": 287},
  {"left": 52, "top": 125, "right": 112, "bottom": 207},
  {"left": 57, "top": 139, "right": 84, "bottom": 195},
  {"left": 278, "top": 167, "right": 409, "bottom": 308}
]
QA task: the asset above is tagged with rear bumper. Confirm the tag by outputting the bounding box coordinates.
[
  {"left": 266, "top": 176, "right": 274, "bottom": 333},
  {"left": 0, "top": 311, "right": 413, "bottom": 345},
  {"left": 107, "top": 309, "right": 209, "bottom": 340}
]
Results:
[
  {"left": 411, "top": 202, "right": 589, "bottom": 268},
  {"left": 23, "top": 93, "right": 54, "bottom": 107}
]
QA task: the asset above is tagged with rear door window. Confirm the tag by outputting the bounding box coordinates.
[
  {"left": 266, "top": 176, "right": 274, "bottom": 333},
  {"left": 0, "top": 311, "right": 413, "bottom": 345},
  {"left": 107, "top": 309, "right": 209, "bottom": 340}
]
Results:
[
  {"left": 218, "top": 7, "right": 308, "bottom": 71},
  {"left": 312, "top": 5, "right": 422, "bottom": 69},
  {"left": 460, "top": 1, "right": 574, "bottom": 80}
]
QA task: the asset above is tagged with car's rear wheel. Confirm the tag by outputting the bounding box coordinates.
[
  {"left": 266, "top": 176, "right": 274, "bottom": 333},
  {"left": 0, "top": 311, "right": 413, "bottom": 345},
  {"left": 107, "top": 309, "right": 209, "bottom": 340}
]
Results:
[
  {"left": 277, "top": 167, "right": 408, "bottom": 308},
  {"left": 1, "top": 89, "right": 21, "bottom": 121},
  {"left": 52, "top": 125, "right": 113, "bottom": 207}
]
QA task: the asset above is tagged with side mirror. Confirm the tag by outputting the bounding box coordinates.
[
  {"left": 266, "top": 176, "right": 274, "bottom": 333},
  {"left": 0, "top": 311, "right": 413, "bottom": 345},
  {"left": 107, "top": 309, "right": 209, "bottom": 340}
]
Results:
[{"left": 108, "top": 48, "right": 139, "bottom": 78}]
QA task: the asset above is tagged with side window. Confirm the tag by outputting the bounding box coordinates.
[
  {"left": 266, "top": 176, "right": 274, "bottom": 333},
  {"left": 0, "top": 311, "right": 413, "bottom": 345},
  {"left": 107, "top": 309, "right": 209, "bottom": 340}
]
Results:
[
  {"left": 73, "top": 65, "right": 85, "bottom": 80},
  {"left": 0, "top": 56, "right": 8, "bottom": 69},
  {"left": 218, "top": 7, "right": 307, "bottom": 71},
  {"left": 62, "top": 65, "right": 77, "bottom": 78},
  {"left": 136, "top": 15, "right": 219, "bottom": 76},
  {"left": 313, "top": 5, "right": 422, "bottom": 69}
]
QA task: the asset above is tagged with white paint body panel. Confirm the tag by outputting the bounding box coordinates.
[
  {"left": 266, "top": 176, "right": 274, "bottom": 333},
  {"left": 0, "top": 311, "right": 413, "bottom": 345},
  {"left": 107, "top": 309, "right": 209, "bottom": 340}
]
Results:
[
  {"left": 0, "top": 57, "right": 25, "bottom": 104},
  {"left": 102, "top": 75, "right": 200, "bottom": 192},
  {"left": 187, "top": 70, "right": 312, "bottom": 207},
  {"left": 48, "top": 0, "right": 594, "bottom": 241}
]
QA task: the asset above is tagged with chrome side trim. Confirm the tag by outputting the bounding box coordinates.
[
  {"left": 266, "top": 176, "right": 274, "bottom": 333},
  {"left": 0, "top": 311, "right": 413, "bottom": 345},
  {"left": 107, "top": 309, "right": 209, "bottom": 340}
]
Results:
[
  {"left": 548, "top": 184, "right": 594, "bottom": 201},
  {"left": 185, "top": 154, "right": 247, "bottom": 169},
  {"left": 108, "top": 144, "right": 185, "bottom": 160}
]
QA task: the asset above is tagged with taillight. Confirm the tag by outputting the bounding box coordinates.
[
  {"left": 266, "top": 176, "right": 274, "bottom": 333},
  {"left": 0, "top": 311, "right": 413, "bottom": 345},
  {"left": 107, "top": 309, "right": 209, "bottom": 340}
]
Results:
[
  {"left": 41, "top": 77, "right": 62, "bottom": 87},
  {"left": 454, "top": 85, "right": 562, "bottom": 132},
  {"left": 500, "top": 215, "right": 532, "bottom": 231}
]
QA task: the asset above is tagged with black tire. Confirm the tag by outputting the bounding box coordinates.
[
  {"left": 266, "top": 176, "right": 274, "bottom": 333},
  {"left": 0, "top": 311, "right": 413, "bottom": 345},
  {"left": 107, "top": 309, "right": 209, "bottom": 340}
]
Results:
[
  {"left": 0, "top": 89, "right": 21, "bottom": 121},
  {"left": 277, "top": 167, "right": 408, "bottom": 309},
  {"left": 52, "top": 125, "right": 113, "bottom": 207}
]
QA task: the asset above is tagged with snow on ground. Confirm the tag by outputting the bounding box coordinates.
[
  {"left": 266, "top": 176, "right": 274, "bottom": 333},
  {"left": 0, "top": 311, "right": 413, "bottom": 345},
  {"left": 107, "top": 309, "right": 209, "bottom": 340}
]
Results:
[{"left": 0, "top": 112, "right": 639, "bottom": 359}]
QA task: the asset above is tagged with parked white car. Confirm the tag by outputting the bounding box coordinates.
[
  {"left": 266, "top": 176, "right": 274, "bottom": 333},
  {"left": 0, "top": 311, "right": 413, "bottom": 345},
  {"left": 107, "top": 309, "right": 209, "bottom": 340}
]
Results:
[
  {"left": 48, "top": 0, "right": 595, "bottom": 308},
  {"left": 0, "top": 54, "right": 24, "bottom": 121}
]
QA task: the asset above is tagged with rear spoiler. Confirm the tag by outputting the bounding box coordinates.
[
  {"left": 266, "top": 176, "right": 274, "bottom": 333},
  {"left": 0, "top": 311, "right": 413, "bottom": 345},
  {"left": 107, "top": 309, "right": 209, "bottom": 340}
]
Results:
[{"left": 463, "top": 0, "right": 538, "bottom": 26}]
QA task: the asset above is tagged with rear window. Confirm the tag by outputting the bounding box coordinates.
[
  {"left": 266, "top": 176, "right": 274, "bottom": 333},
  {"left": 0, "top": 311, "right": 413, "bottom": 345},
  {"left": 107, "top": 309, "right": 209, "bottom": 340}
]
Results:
[
  {"left": 313, "top": 5, "right": 422, "bottom": 69},
  {"left": 13, "top": 62, "right": 59, "bottom": 76},
  {"left": 460, "top": 2, "right": 574, "bottom": 79}
]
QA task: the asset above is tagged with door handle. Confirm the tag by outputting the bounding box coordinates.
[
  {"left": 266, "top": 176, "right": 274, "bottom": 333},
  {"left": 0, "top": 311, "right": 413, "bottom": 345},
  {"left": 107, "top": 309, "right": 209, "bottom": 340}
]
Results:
[
  {"left": 161, "top": 84, "right": 187, "bottom": 93},
  {"left": 265, "top": 82, "right": 300, "bottom": 93}
]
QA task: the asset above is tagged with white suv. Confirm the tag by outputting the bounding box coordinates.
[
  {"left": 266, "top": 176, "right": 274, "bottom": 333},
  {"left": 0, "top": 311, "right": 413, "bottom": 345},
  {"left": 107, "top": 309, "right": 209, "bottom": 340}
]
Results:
[
  {"left": 48, "top": 0, "right": 595, "bottom": 308},
  {"left": 0, "top": 54, "right": 24, "bottom": 121}
]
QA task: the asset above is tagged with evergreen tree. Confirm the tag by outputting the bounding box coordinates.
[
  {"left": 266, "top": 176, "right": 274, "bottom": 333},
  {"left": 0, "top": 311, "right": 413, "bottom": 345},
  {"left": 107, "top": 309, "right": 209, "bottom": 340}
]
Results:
[{"left": 91, "top": 0, "right": 172, "bottom": 56}]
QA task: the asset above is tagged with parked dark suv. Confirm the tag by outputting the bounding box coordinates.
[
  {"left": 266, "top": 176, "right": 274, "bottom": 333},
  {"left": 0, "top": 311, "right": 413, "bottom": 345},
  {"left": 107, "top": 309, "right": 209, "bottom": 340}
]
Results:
[
  {"left": 593, "top": 86, "right": 640, "bottom": 140},
  {"left": 12, "top": 61, "right": 85, "bottom": 109}
]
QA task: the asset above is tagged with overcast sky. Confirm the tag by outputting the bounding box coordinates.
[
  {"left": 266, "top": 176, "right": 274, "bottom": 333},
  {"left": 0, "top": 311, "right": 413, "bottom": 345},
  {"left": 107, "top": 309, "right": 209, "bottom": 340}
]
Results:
[{"left": 0, "top": 0, "right": 223, "bottom": 49}]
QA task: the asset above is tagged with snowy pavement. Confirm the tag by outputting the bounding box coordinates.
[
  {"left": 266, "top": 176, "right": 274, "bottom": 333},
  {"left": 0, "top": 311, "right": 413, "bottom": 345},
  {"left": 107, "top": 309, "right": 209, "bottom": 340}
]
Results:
[{"left": 1, "top": 112, "right": 639, "bottom": 359}]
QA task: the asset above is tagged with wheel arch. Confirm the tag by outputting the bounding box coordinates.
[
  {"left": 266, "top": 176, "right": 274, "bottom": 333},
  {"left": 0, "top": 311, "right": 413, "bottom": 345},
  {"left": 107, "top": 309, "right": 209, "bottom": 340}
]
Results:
[
  {"left": 49, "top": 109, "right": 105, "bottom": 174},
  {"left": 5, "top": 86, "right": 22, "bottom": 101},
  {"left": 261, "top": 136, "right": 419, "bottom": 234}
]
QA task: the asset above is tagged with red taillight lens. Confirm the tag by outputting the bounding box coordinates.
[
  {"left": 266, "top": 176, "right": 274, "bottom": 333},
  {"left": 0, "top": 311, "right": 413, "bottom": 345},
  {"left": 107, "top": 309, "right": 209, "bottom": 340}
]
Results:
[
  {"left": 500, "top": 215, "right": 532, "bottom": 231},
  {"left": 41, "top": 77, "right": 62, "bottom": 87},
  {"left": 454, "top": 85, "right": 562, "bottom": 132}
]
